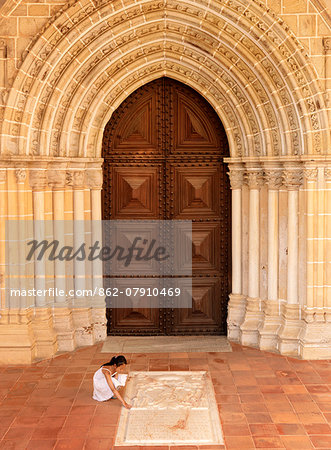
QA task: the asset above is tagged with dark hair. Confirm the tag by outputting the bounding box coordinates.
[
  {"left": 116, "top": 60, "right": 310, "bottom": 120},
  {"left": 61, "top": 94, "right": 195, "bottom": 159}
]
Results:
[{"left": 102, "top": 355, "right": 127, "bottom": 367}]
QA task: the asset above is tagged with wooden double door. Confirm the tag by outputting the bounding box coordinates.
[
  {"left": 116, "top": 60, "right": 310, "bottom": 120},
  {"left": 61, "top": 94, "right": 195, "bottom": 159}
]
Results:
[{"left": 102, "top": 78, "right": 230, "bottom": 335}]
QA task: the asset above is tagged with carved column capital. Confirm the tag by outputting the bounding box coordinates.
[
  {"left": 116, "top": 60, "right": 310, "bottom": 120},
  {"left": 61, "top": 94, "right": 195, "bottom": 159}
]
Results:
[
  {"left": 303, "top": 168, "right": 318, "bottom": 182},
  {"left": 65, "top": 171, "right": 73, "bottom": 187},
  {"left": 29, "top": 169, "right": 47, "bottom": 190},
  {"left": 325, "top": 167, "right": 331, "bottom": 181},
  {"left": 245, "top": 170, "right": 263, "bottom": 189},
  {"left": 15, "top": 168, "right": 27, "bottom": 184},
  {"left": 48, "top": 169, "right": 66, "bottom": 189},
  {"left": 71, "top": 170, "right": 85, "bottom": 189},
  {"left": 227, "top": 169, "right": 244, "bottom": 189},
  {"left": 86, "top": 169, "right": 103, "bottom": 189},
  {"left": 264, "top": 170, "right": 283, "bottom": 190},
  {"left": 282, "top": 169, "right": 303, "bottom": 190},
  {"left": 0, "top": 169, "right": 6, "bottom": 183}
]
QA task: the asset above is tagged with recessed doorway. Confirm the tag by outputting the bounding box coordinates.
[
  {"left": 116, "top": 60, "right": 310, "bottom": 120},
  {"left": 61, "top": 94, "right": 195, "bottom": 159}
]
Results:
[{"left": 102, "top": 77, "right": 231, "bottom": 335}]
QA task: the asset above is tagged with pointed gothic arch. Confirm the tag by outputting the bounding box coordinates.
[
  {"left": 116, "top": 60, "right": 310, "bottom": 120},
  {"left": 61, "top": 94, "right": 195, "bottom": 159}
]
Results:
[{"left": 0, "top": 0, "right": 329, "bottom": 159}]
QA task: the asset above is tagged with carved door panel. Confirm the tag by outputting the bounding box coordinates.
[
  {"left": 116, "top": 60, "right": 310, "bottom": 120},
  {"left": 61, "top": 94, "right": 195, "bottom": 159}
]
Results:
[{"left": 102, "top": 78, "right": 230, "bottom": 335}]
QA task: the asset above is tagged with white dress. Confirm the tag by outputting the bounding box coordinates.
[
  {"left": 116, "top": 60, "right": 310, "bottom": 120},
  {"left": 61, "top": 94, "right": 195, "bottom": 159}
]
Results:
[{"left": 92, "top": 367, "right": 128, "bottom": 402}]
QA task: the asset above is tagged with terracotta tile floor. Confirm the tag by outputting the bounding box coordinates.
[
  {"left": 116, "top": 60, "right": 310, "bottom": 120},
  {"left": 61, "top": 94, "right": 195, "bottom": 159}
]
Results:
[{"left": 0, "top": 342, "right": 330, "bottom": 449}]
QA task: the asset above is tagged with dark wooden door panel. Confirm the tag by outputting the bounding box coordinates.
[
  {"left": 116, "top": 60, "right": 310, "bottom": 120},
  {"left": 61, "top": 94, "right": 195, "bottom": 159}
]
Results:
[
  {"left": 106, "top": 278, "right": 164, "bottom": 335},
  {"left": 170, "top": 279, "right": 223, "bottom": 334},
  {"left": 112, "top": 166, "right": 162, "bottom": 219},
  {"left": 102, "top": 77, "right": 230, "bottom": 336},
  {"left": 167, "top": 164, "right": 221, "bottom": 218},
  {"left": 191, "top": 223, "right": 221, "bottom": 274}
]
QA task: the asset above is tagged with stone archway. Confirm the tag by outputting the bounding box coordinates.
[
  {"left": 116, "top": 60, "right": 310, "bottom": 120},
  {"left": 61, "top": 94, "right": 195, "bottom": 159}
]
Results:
[
  {"left": 0, "top": 0, "right": 329, "bottom": 159},
  {"left": 0, "top": 0, "right": 330, "bottom": 362}
]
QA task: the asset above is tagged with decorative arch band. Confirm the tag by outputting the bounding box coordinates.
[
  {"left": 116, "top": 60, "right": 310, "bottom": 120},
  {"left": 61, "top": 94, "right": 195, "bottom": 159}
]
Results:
[{"left": 0, "top": 0, "right": 329, "bottom": 158}]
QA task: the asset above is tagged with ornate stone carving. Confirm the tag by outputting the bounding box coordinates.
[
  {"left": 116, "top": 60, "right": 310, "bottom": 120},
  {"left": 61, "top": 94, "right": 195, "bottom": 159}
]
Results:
[
  {"left": 264, "top": 170, "right": 283, "bottom": 190},
  {"left": 303, "top": 168, "right": 318, "bottom": 182},
  {"left": 15, "top": 168, "right": 26, "bottom": 183},
  {"left": 86, "top": 169, "right": 103, "bottom": 189},
  {"left": 65, "top": 171, "right": 73, "bottom": 187},
  {"left": 325, "top": 168, "right": 331, "bottom": 180},
  {"left": 29, "top": 169, "right": 47, "bottom": 190},
  {"left": 245, "top": 171, "right": 263, "bottom": 189},
  {"left": 1, "top": 0, "right": 325, "bottom": 163},
  {"left": 227, "top": 169, "right": 244, "bottom": 189},
  {"left": 71, "top": 170, "right": 85, "bottom": 188},
  {"left": 47, "top": 169, "right": 66, "bottom": 189},
  {"left": 0, "top": 169, "right": 6, "bottom": 183},
  {"left": 0, "top": 41, "right": 7, "bottom": 88},
  {"left": 282, "top": 169, "right": 303, "bottom": 189}
]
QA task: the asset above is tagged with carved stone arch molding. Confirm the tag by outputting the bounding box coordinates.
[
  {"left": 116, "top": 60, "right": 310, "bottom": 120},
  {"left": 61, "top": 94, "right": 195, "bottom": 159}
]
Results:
[{"left": 0, "top": 0, "right": 329, "bottom": 158}]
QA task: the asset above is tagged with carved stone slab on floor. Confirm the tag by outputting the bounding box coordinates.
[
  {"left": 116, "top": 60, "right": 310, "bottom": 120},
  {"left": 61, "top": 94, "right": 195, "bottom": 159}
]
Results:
[{"left": 115, "top": 371, "right": 224, "bottom": 446}]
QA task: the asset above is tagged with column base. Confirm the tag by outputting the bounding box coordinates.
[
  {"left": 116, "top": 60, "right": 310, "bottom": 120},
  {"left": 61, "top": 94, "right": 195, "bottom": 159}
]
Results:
[
  {"left": 0, "top": 309, "right": 36, "bottom": 364},
  {"left": 278, "top": 304, "right": 302, "bottom": 357},
  {"left": 53, "top": 306, "right": 76, "bottom": 352},
  {"left": 299, "top": 309, "right": 331, "bottom": 359},
  {"left": 227, "top": 294, "right": 247, "bottom": 342},
  {"left": 91, "top": 304, "right": 107, "bottom": 342},
  {"left": 258, "top": 299, "right": 282, "bottom": 352},
  {"left": 31, "top": 308, "right": 57, "bottom": 359},
  {"left": 72, "top": 302, "right": 95, "bottom": 347},
  {"left": 240, "top": 296, "right": 264, "bottom": 347}
]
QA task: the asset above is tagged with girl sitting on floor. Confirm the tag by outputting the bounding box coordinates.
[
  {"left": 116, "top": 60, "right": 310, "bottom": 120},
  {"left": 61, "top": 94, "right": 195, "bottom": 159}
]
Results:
[{"left": 93, "top": 355, "right": 131, "bottom": 409}]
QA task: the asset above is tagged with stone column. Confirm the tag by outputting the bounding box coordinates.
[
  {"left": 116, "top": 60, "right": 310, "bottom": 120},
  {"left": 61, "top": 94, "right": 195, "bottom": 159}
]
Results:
[
  {"left": 29, "top": 170, "right": 47, "bottom": 306},
  {"left": 278, "top": 167, "right": 303, "bottom": 356},
  {"left": 240, "top": 169, "right": 264, "bottom": 346},
  {"left": 87, "top": 168, "right": 107, "bottom": 342},
  {"left": 15, "top": 169, "right": 28, "bottom": 308},
  {"left": 0, "top": 168, "right": 36, "bottom": 364},
  {"left": 71, "top": 169, "right": 94, "bottom": 346},
  {"left": 226, "top": 166, "right": 246, "bottom": 341},
  {"left": 29, "top": 168, "right": 57, "bottom": 359},
  {"left": 259, "top": 169, "right": 283, "bottom": 351},
  {"left": 324, "top": 38, "right": 331, "bottom": 125},
  {"left": 303, "top": 168, "right": 318, "bottom": 308},
  {"left": 48, "top": 166, "right": 76, "bottom": 351},
  {"left": 325, "top": 168, "right": 331, "bottom": 311},
  {"left": 0, "top": 169, "right": 6, "bottom": 309},
  {"left": 73, "top": 170, "right": 86, "bottom": 298},
  {"left": 300, "top": 167, "right": 331, "bottom": 359}
]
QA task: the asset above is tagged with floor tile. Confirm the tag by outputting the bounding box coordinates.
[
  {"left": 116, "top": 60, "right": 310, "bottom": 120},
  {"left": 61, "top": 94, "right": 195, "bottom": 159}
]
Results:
[
  {"left": 304, "top": 423, "right": 331, "bottom": 434},
  {"left": 297, "top": 412, "right": 327, "bottom": 423},
  {"left": 275, "top": 423, "right": 306, "bottom": 435},
  {"left": 252, "top": 435, "right": 284, "bottom": 448},
  {"left": 269, "top": 412, "right": 300, "bottom": 424},
  {"left": 88, "top": 425, "right": 117, "bottom": 438},
  {"left": 26, "top": 439, "right": 57, "bottom": 449},
  {"left": 245, "top": 413, "right": 273, "bottom": 424},
  {"left": 3, "top": 427, "right": 34, "bottom": 440},
  {"left": 309, "top": 435, "right": 331, "bottom": 448},
  {"left": 224, "top": 435, "right": 255, "bottom": 449},
  {"left": 84, "top": 438, "right": 115, "bottom": 449},
  {"left": 280, "top": 435, "right": 314, "bottom": 449},
  {"left": 31, "top": 426, "right": 64, "bottom": 439},
  {"left": 57, "top": 426, "right": 89, "bottom": 439},
  {"left": 221, "top": 424, "right": 251, "bottom": 436},
  {"left": 54, "top": 438, "right": 86, "bottom": 449},
  {"left": 249, "top": 424, "right": 278, "bottom": 436}
]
